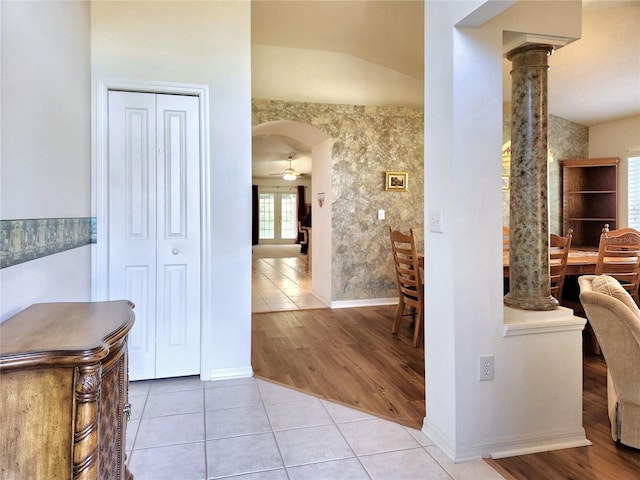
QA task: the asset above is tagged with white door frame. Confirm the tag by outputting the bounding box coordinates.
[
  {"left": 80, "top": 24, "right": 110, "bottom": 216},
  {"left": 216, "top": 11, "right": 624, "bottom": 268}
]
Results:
[
  {"left": 258, "top": 190, "right": 298, "bottom": 244},
  {"left": 92, "top": 79, "right": 211, "bottom": 379}
]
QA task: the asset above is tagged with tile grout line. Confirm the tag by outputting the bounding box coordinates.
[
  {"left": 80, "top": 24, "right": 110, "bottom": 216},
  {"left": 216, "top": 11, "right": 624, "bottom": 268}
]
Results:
[
  {"left": 319, "top": 397, "right": 374, "bottom": 480},
  {"left": 255, "top": 379, "right": 291, "bottom": 479}
]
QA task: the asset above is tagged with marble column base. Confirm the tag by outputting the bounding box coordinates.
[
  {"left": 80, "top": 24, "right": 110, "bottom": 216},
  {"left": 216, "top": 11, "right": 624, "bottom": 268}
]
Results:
[{"left": 504, "top": 291, "right": 559, "bottom": 311}]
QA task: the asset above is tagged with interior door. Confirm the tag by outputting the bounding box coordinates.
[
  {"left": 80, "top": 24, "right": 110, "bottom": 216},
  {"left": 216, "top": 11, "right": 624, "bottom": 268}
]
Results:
[
  {"left": 258, "top": 192, "right": 297, "bottom": 244},
  {"left": 108, "top": 90, "right": 201, "bottom": 380}
]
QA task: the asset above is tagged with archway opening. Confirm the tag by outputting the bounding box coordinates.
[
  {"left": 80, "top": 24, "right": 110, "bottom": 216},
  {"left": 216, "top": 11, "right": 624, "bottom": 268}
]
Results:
[{"left": 252, "top": 120, "right": 333, "bottom": 311}]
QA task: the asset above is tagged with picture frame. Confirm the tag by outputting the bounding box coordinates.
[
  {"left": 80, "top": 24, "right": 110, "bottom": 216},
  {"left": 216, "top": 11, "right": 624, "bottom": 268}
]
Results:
[
  {"left": 385, "top": 172, "right": 408, "bottom": 191},
  {"left": 502, "top": 175, "right": 510, "bottom": 190}
]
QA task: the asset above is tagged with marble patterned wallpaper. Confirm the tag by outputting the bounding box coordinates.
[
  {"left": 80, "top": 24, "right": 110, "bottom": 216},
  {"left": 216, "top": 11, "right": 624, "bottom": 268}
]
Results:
[
  {"left": 253, "top": 99, "right": 424, "bottom": 301},
  {"left": 503, "top": 107, "right": 589, "bottom": 233},
  {"left": 0, "top": 217, "right": 95, "bottom": 269}
]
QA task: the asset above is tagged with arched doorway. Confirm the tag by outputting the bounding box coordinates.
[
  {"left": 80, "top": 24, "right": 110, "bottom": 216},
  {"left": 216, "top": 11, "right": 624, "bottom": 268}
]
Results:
[{"left": 252, "top": 120, "right": 334, "bottom": 309}]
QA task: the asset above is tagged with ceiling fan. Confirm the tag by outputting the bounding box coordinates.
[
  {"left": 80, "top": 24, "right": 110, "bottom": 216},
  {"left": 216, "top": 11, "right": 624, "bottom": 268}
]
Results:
[{"left": 269, "top": 154, "right": 309, "bottom": 181}]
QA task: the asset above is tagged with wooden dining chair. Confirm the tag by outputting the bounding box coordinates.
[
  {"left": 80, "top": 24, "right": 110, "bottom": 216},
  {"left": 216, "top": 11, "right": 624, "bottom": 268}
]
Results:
[
  {"left": 298, "top": 221, "right": 309, "bottom": 270},
  {"left": 388, "top": 227, "right": 423, "bottom": 347},
  {"left": 595, "top": 226, "right": 640, "bottom": 306},
  {"left": 502, "top": 226, "right": 510, "bottom": 252},
  {"left": 587, "top": 227, "right": 640, "bottom": 355},
  {"left": 549, "top": 228, "right": 573, "bottom": 302}
]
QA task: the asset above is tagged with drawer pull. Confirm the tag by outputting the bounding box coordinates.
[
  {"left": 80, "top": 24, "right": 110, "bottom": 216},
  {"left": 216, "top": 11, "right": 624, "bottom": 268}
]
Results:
[{"left": 123, "top": 403, "right": 132, "bottom": 421}]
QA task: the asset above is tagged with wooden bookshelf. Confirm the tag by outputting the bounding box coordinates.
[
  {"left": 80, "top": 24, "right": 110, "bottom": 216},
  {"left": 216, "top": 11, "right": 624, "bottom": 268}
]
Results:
[{"left": 561, "top": 157, "right": 618, "bottom": 247}]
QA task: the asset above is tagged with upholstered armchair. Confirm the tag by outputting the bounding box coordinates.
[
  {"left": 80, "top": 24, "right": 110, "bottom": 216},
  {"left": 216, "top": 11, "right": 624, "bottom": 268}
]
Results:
[{"left": 579, "top": 274, "right": 640, "bottom": 448}]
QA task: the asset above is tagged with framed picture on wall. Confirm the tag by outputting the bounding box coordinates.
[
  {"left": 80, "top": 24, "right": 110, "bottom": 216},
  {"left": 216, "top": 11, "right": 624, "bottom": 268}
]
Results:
[{"left": 385, "top": 172, "right": 408, "bottom": 191}]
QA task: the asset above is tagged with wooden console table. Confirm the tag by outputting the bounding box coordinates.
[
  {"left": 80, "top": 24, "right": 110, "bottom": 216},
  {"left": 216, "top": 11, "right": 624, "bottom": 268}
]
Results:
[{"left": 0, "top": 301, "right": 135, "bottom": 480}]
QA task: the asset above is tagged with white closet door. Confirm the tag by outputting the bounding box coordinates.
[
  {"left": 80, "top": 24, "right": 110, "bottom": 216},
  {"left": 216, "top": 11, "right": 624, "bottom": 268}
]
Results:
[
  {"left": 155, "top": 94, "right": 201, "bottom": 378},
  {"left": 108, "top": 91, "right": 200, "bottom": 380}
]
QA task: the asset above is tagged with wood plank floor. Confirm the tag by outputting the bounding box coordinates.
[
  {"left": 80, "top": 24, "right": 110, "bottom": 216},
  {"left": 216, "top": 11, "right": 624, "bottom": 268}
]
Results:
[
  {"left": 252, "top": 305, "right": 425, "bottom": 428},
  {"left": 252, "top": 305, "right": 640, "bottom": 479}
]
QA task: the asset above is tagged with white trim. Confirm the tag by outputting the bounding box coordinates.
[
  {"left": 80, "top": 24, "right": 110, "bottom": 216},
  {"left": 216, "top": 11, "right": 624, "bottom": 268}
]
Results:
[
  {"left": 502, "top": 306, "right": 586, "bottom": 337},
  {"left": 627, "top": 154, "right": 640, "bottom": 229},
  {"left": 423, "top": 417, "right": 591, "bottom": 462},
  {"left": 208, "top": 366, "right": 254, "bottom": 382},
  {"left": 487, "top": 429, "right": 591, "bottom": 459},
  {"left": 502, "top": 34, "right": 571, "bottom": 55},
  {"left": 331, "top": 297, "right": 399, "bottom": 309},
  {"left": 91, "top": 78, "right": 211, "bottom": 379}
]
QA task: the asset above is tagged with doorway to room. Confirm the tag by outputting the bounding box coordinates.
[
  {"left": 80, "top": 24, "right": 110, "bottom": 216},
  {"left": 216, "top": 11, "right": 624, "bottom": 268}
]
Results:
[{"left": 251, "top": 120, "right": 333, "bottom": 312}]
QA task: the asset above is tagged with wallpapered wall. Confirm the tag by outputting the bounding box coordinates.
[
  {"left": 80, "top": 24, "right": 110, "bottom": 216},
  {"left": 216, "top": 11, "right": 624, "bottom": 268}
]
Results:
[
  {"left": 252, "top": 99, "right": 424, "bottom": 302},
  {"left": 503, "top": 107, "right": 589, "bottom": 233}
]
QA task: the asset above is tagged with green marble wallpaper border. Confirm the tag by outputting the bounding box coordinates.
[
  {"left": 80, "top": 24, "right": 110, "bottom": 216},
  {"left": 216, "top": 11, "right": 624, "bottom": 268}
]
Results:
[{"left": 0, "top": 217, "right": 96, "bottom": 269}]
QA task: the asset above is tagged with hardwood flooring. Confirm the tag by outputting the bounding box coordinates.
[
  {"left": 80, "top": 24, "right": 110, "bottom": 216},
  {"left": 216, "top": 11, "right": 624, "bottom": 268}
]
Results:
[
  {"left": 251, "top": 306, "right": 640, "bottom": 479},
  {"left": 252, "top": 305, "right": 425, "bottom": 428}
]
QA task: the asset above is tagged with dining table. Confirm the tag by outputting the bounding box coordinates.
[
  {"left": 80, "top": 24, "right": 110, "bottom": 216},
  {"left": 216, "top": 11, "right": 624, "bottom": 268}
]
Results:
[
  {"left": 417, "top": 248, "right": 600, "bottom": 276},
  {"left": 503, "top": 248, "right": 600, "bottom": 277}
]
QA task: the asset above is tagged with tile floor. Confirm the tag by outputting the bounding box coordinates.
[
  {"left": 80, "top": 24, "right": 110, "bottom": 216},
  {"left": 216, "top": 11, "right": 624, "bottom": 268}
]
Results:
[
  {"left": 126, "top": 375, "right": 506, "bottom": 480},
  {"left": 252, "top": 249, "right": 324, "bottom": 313}
]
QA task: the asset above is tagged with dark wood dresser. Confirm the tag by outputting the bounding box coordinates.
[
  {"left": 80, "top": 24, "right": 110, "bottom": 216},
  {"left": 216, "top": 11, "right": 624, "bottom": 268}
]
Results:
[{"left": 0, "top": 301, "right": 135, "bottom": 480}]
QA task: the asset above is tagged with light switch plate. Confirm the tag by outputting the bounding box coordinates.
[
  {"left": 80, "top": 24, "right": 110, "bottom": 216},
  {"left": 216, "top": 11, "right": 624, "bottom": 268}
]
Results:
[
  {"left": 429, "top": 208, "right": 444, "bottom": 233},
  {"left": 378, "top": 209, "right": 385, "bottom": 220}
]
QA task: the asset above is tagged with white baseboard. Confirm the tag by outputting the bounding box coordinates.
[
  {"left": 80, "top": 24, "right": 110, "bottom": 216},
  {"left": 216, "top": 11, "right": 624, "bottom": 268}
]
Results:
[
  {"left": 207, "top": 366, "right": 254, "bottom": 382},
  {"left": 486, "top": 428, "right": 591, "bottom": 459},
  {"left": 423, "top": 418, "right": 591, "bottom": 462},
  {"left": 331, "top": 297, "right": 398, "bottom": 309}
]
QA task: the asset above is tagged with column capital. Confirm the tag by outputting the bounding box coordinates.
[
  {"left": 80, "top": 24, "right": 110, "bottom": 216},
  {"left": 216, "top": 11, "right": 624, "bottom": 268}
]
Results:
[{"left": 506, "top": 43, "right": 554, "bottom": 63}]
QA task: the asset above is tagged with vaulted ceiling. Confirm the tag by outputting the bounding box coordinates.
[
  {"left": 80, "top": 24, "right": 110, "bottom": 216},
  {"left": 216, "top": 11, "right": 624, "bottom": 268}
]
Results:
[{"left": 252, "top": 1, "right": 640, "bottom": 178}]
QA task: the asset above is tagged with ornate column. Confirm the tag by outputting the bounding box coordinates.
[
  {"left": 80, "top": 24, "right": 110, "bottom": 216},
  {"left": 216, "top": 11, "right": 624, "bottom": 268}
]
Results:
[{"left": 504, "top": 44, "right": 557, "bottom": 311}]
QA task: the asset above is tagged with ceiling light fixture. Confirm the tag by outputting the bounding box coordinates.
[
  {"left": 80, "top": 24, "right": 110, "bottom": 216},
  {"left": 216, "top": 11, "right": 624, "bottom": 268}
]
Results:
[{"left": 282, "top": 156, "right": 298, "bottom": 181}]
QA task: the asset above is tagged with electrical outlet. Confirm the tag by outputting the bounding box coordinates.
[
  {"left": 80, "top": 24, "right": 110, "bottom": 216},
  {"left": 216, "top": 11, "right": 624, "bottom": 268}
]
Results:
[{"left": 479, "top": 355, "right": 494, "bottom": 381}]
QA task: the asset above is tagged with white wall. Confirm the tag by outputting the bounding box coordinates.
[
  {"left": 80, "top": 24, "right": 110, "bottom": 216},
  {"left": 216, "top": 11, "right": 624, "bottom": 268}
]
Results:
[
  {"left": 252, "top": 44, "right": 423, "bottom": 108},
  {"left": 0, "top": 1, "right": 92, "bottom": 320},
  {"left": 91, "top": 1, "right": 252, "bottom": 379},
  {"left": 424, "top": 0, "right": 587, "bottom": 461},
  {"left": 589, "top": 115, "right": 640, "bottom": 227}
]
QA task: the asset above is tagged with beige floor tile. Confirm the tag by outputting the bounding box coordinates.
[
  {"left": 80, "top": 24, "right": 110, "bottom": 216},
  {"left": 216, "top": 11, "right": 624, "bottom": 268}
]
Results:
[
  {"left": 128, "top": 442, "right": 206, "bottom": 480},
  {"left": 206, "top": 433, "right": 284, "bottom": 478},
  {"left": 205, "top": 383, "right": 263, "bottom": 410},
  {"left": 337, "top": 418, "right": 420, "bottom": 456},
  {"left": 206, "top": 405, "right": 271, "bottom": 439},
  {"left": 122, "top": 376, "right": 506, "bottom": 480},
  {"left": 359, "top": 448, "right": 451, "bottom": 480},
  {"left": 143, "top": 389, "right": 204, "bottom": 418},
  {"left": 287, "top": 458, "right": 370, "bottom": 480},
  {"left": 265, "top": 398, "right": 333, "bottom": 431},
  {"left": 135, "top": 412, "right": 204, "bottom": 449},
  {"left": 274, "top": 424, "right": 355, "bottom": 467}
]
